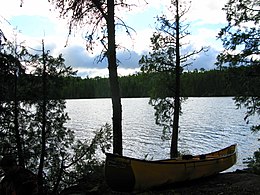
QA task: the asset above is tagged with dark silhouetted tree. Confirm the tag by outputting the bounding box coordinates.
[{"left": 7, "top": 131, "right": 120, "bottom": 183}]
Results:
[
  {"left": 0, "top": 30, "right": 27, "bottom": 167},
  {"left": 1, "top": 25, "right": 113, "bottom": 194},
  {"left": 217, "top": 0, "right": 259, "bottom": 132},
  {"left": 49, "top": 0, "right": 134, "bottom": 156},
  {"left": 140, "top": 0, "right": 207, "bottom": 158}
]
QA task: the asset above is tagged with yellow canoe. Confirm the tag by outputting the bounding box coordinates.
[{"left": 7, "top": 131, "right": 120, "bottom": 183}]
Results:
[{"left": 105, "top": 144, "right": 237, "bottom": 192}]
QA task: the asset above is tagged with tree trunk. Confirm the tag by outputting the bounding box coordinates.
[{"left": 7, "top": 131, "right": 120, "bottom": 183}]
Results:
[
  {"left": 171, "top": 0, "right": 180, "bottom": 158},
  {"left": 38, "top": 40, "right": 47, "bottom": 194},
  {"left": 14, "top": 71, "right": 24, "bottom": 167},
  {"left": 107, "top": 0, "right": 123, "bottom": 155}
]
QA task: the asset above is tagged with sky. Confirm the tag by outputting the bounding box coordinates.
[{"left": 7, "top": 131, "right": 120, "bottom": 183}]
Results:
[{"left": 0, "top": 0, "right": 229, "bottom": 78}]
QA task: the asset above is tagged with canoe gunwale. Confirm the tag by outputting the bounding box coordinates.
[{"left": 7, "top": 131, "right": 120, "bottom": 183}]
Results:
[{"left": 105, "top": 144, "right": 237, "bottom": 165}]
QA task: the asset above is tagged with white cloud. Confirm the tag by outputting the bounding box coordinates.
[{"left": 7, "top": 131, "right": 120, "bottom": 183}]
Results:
[
  {"left": 188, "top": 28, "right": 223, "bottom": 51},
  {"left": 0, "top": 0, "right": 229, "bottom": 77},
  {"left": 77, "top": 67, "right": 140, "bottom": 78},
  {"left": 191, "top": 48, "right": 219, "bottom": 70},
  {"left": 117, "top": 67, "right": 140, "bottom": 76},
  {"left": 117, "top": 0, "right": 227, "bottom": 53},
  {"left": 116, "top": 28, "right": 153, "bottom": 55},
  {"left": 188, "top": 0, "right": 227, "bottom": 24},
  {"left": 77, "top": 68, "right": 109, "bottom": 78},
  {"left": 131, "top": 29, "right": 154, "bottom": 54}
]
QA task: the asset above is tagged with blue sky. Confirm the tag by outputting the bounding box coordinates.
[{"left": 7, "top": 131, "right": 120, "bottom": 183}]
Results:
[
  {"left": 10, "top": 15, "right": 56, "bottom": 37},
  {"left": 0, "top": 0, "right": 229, "bottom": 77}
]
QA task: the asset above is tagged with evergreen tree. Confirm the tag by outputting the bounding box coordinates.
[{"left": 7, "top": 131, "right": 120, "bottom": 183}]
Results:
[
  {"left": 0, "top": 30, "right": 28, "bottom": 167},
  {"left": 217, "top": 0, "right": 260, "bottom": 132},
  {"left": 49, "top": 0, "right": 135, "bottom": 156},
  {"left": 217, "top": 0, "right": 259, "bottom": 175},
  {"left": 140, "top": 0, "right": 207, "bottom": 158},
  {"left": 0, "top": 31, "right": 112, "bottom": 193}
]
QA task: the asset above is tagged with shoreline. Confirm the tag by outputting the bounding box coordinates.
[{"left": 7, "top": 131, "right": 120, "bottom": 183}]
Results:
[{"left": 60, "top": 169, "right": 260, "bottom": 194}]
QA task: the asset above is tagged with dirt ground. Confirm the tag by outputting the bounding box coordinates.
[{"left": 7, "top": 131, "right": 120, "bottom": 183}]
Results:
[
  {"left": 61, "top": 170, "right": 260, "bottom": 195},
  {"left": 140, "top": 170, "right": 260, "bottom": 195}
]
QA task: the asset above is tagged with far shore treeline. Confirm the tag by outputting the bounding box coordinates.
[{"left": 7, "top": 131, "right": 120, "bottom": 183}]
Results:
[{"left": 1, "top": 65, "right": 259, "bottom": 101}]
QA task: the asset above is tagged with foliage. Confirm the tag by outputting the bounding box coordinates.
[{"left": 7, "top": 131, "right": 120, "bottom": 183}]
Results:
[
  {"left": 44, "top": 123, "right": 112, "bottom": 193},
  {"left": 234, "top": 96, "right": 260, "bottom": 132},
  {"left": 217, "top": 0, "right": 259, "bottom": 68},
  {"left": 49, "top": 0, "right": 134, "bottom": 156},
  {"left": 139, "top": 0, "right": 207, "bottom": 157},
  {"left": 246, "top": 148, "right": 260, "bottom": 175},
  {"left": 0, "top": 30, "right": 33, "bottom": 167},
  {"left": 225, "top": 65, "right": 260, "bottom": 132},
  {"left": 26, "top": 46, "right": 112, "bottom": 194},
  {"left": 49, "top": 0, "right": 131, "bottom": 53},
  {"left": 0, "top": 32, "right": 28, "bottom": 101},
  {"left": 0, "top": 34, "right": 112, "bottom": 194},
  {"left": 57, "top": 69, "right": 254, "bottom": 98},
  {"left": 217, "top": 0, "right": 260, "bottom": 132},
  {"left": 217, "top": 0, "right": 259, "bottom": 173},
  {"left": 2, "top": 68, "right": 257, "bottom": 100}
]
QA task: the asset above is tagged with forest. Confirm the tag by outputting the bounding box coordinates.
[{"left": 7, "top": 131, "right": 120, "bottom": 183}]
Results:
[
  {"left": 62, "top": 67, "right": 259, "bottom": 98},
  {"left": 1, "top": 66, "right": 259, "bottom": 101}
]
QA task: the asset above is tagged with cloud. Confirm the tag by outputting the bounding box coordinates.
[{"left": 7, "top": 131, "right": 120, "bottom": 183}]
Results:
[
  {"left": 117, "top": 51, "right": 142, "bottom": 69},
  {"left": 61, "top": 45, "right": 104, "bottom": 69},
  {"left": 188, "top": 28, "right": 224, "bottom": 51},
  {"left": 1, "top": 0, "right": 228, "bottom": 78},
  {"left": 61, "top": 44, "right": 142, "bottom": 69},
  {"left": 76, "top": 68, "right": 108, "bottom": 78},
  {"left": 76, "top": 67, "right": 140, "bottom": 78},
  {"left": 188, "top": 0, "right": 227, "bottom": 25},
  {"left": 189, "top": 48, "right": 219, "bottom": 70},
  {"left": 60, "top": 44, "right": 219, "bottom": 77}
]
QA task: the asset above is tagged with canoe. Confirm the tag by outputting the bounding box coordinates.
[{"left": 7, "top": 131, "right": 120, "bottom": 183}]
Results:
[{"left": 105, "top": 144, "right": 237, "bottom": 192}]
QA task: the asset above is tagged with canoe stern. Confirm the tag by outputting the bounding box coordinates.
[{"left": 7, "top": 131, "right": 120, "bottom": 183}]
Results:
[{"left": 105, "top": 153, "right": 135, "bottom": 192}]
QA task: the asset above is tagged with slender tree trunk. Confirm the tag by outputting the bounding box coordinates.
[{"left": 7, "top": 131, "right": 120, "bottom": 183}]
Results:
[
  {"left": 107, "top": 0, "right": 123, "bottom": 155},
  {"left": 171, "top": 0, "right": 181, "bottom": 158},
  {"left": 52, "top": 159, "right": 65, "bottom": 194},
  {"left": 38, "top": 40, "right": 47, "bottom": 194},
  {"left": 14, "top": 71, "right": 24, "bottom": 167}
]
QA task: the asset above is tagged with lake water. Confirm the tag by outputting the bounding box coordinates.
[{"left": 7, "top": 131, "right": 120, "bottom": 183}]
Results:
[{"left": 65, "top": 97, "right": 259, "bottom": 172}]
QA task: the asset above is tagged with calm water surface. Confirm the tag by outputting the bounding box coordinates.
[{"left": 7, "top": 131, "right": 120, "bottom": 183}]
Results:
[{"left": 65, "top": 97, "right": 259, "bottom": 172}]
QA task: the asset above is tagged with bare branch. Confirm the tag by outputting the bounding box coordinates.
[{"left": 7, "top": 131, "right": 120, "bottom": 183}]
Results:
[{"left": 115, "top": 16, "right": 136, "bottom": 38}]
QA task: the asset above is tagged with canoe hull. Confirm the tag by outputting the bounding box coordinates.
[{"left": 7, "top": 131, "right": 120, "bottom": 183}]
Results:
[{"left": 105, "top": 144, "right": 237, "bottom": 192}]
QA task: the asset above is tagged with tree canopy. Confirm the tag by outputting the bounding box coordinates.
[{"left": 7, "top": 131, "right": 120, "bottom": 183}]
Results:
[
  {"left": 0, "top": 31, "right": 112, "bottom": 194},
  {"left": 140, "top": 0, "right": 207, "bottom": 158},
  {"left": 49, "top": 0, "right": 134, "bottom": 155},
  {"left": 217, "top": 0, "right": 259, "bottom": 67},
  {"left": 217, "top": 0, "right": 260, "bottom": 132}
]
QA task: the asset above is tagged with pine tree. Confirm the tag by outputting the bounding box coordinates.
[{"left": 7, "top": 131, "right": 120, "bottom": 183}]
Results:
[
  {"left": 140, "top": 0, "right": 207, "bottom": 158},
  {"left": 217, "top": 0, "right": 260, "bottom": 132}
]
